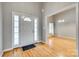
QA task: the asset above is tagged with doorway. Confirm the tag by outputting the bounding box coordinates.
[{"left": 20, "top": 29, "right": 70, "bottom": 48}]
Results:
[
  {"left": 46, "top": 5, "right": 77, "bottom": 56},
  {"left": 12, "top": 12, "right": 38, "bottom": 48}
]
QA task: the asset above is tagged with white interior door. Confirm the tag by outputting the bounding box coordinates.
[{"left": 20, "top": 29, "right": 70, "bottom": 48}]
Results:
[{"left": 20, "top": 16, "right": 34, "bottom": 47}]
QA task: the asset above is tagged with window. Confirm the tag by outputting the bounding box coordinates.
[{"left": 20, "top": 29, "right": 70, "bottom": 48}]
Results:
[
  {"left": 13, "top": 15, "right": 19, "bottom": 46},
  {"left": 34, "top": 18, "right": 38, "bottom": 42},
  {"left": 49, "top": 23, "right": 54, "bottom": 35}
]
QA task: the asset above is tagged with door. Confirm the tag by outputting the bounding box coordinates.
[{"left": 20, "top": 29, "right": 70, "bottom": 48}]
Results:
[
  {"left": 12, "top": 12, "right": 38, "bottom": 48},
  {"left": 20, "top": 16, "right": 34, "bottom": 47}
]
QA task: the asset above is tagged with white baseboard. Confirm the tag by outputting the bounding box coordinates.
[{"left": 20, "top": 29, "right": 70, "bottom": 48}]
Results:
[
  {"left": 3, "top": 48, "right": 13, "bottom": 52},
  {"left": 36, "top": 40, "right": 42, "bottom": 43},
  {"left": 0, "top": 51, "right": 3, "bottom": 57},
  {"left": 56, "top": 35, "right": 76, "bottom": 40}
]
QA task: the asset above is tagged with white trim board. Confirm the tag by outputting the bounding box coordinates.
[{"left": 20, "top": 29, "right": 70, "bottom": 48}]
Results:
[
  {"left": 0, "top": 51, "right": 3, "bottom": 57},
  {"left": 3, "top": 48, "right": 13, "bottom": 52}
]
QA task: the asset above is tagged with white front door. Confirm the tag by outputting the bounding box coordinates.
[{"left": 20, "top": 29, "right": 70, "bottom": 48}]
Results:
[
  {"left": 12, "top": 12, "right": 38, "bottom": 48},
  {"left": 20, "top": 16, "right": 34, "bottom": 47}
]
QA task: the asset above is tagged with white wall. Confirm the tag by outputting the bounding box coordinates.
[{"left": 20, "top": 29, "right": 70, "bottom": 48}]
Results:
[
  {"left": 54, "top": 8, "right": 76, "bottom": 39},
  {"left": 2, "top": 2, "right": 42, "bottom": 50},
  {"left": 0, "top": 3, "right": 2, "bottom": 51},
  {"left": 42, "top": 2, "right": 76, "bottom": 42}
]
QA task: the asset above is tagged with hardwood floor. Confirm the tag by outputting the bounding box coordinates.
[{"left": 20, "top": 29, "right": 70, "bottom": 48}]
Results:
[{"left": 3, "top": 37, "right": 77, "bottom": 57}]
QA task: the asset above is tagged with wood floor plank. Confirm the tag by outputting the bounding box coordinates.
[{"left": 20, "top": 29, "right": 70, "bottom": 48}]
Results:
[{"left": 2, "top": 37, "right": 77, "bottom": 57}]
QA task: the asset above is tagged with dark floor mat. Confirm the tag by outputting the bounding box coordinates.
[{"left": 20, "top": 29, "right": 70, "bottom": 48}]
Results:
[{"left": 22, "top": 44, "right": 36, "bottom": 51}]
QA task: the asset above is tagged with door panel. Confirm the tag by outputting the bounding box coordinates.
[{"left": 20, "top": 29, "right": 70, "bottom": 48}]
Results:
[{"left": 20, "top": 16, "right": 34, "bottom": 47}]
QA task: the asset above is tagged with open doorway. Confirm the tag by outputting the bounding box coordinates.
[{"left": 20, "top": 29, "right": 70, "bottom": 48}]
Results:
[{"left": 46, "top": 5, "right": 77, "bottom": 56}]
